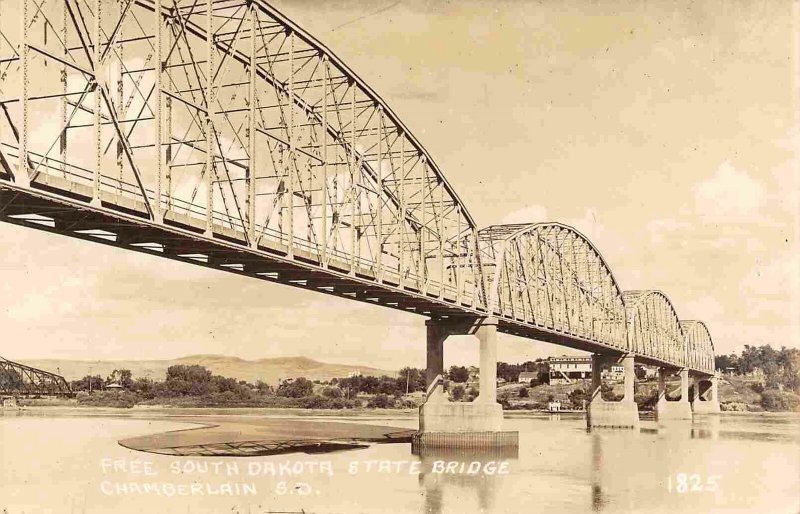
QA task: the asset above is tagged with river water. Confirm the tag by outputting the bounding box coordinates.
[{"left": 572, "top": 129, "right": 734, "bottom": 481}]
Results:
[{"left": 1, "top": 411, "right": 798, "bottom": 514}]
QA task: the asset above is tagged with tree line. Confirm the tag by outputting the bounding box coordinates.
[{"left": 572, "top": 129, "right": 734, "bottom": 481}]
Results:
[
  {"left": 66, "top": 364, "right": 436, "bottom": 409},
  {"left": 62, "top": 357, "right": 558, "bottom": 409},
  {"left": 715, "top": 344, "right": 800, "bottom": 392}
]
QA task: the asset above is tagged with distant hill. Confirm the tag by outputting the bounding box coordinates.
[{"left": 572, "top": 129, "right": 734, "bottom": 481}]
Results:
[{"left": 12, "top": 355, "right": 394, "bottom": 385}]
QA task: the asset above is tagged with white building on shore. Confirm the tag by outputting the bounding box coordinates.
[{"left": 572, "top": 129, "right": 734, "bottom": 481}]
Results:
[{"left": 548, "top": 356, "right": 591, "bottom": 384}]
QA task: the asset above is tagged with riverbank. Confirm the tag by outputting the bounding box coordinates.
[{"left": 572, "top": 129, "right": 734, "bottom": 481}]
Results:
[
  {"left": 11, "top": 374, "right": 800, "bottom": 413},
  {"left": 8, "top": 403, "right": 593, "bottom": 418},
  {"left": 5, "top": 402, "right": 420, "bottom": 417}
]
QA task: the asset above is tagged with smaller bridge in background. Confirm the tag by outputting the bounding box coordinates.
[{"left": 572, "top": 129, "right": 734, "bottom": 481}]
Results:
[{"left": 0, "top": 356, "right": 72, "bottom": 397}]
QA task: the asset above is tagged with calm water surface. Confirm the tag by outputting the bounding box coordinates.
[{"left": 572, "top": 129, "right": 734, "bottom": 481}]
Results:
[{"left": 1, "top": 411, "right": 798, "bottom": 514}]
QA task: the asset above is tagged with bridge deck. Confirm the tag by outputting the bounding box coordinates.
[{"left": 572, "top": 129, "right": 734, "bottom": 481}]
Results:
[{"left": 0, "top": 179, "right": 695, "bottom": 373}]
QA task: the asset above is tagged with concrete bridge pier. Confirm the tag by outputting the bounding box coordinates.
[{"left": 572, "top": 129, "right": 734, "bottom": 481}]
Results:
[
  {"left": 586, "top": 353, "right": 639, "bottom": 429},
  {"left": 655, "top": 367, "right": 692, "bottom": 421},
  {"left": 413, "top": 317, "right": 518, "bottom": 451},
  {"left": 691, "top": 374, "right": 721, "bottom": 414}
]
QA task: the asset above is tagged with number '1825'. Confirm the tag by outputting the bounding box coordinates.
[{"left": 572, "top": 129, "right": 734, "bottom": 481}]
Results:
[{"left": 667, "top": 473, "right": 721, "bottom": 493}]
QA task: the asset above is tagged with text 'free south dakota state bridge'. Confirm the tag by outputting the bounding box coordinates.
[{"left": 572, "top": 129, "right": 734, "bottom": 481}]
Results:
[{"left": 0, "top": 0, "right": 720, "bottom": 443}]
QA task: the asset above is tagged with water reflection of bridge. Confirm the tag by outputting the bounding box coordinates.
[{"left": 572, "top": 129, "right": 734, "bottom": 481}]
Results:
[
  {"left": 415, "top": 447, "right": 517, "bottom": 514},
  {"left": 0, "top": 0, "right": 718, "bottom": 440}
]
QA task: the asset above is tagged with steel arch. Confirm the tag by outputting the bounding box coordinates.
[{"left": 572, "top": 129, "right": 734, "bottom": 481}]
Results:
[
  {"left": 478, "top": 223, "right": 627, "bottom": 350},
  {"left": 680, "top": 320, "right": 715, "bottom": 374},
  {"left": 623, "top": 290, "right": 685, "bottom": 367},
  {"left": 0, "top": 0, "right": 483, "bottom": 304}
]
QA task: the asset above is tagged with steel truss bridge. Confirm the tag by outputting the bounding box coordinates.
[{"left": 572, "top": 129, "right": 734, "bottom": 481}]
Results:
[
  {"left": 0, "top": 356, "right": 72, "bottom": 396},
  {"left": 0, "top": 0, "right": 714, "bottom": 374}
]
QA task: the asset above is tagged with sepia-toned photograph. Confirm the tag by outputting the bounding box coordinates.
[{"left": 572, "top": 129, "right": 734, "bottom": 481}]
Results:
[{"left": 1, "top": 1, "right": 798, "bottom": 513}]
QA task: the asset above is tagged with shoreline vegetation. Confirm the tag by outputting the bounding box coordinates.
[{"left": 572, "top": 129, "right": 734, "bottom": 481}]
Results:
[
  {"left": 11, "top": 372, "right": 800, "bottom": 415},
  {"left": 5, "top": 344, "right": 799, "bottom": 413}
]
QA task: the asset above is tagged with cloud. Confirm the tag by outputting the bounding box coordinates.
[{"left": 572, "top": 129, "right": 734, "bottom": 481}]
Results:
[{"left": 692, "top": 162, "right": 766, "bottom": 223}]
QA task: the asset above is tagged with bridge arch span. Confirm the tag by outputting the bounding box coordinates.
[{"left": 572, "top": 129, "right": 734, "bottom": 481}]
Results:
[
  {"left": 623, "top": 290, "right": 685, "bottom": 367},
  {"left": 0, "top": 0, "right": 483, "bottom": 305},
  {"left": 477, "top": 222, "right": 627, "bottom": 350},
  {"left": 680, "top": 320, "right": 715, "bottom": 374}
]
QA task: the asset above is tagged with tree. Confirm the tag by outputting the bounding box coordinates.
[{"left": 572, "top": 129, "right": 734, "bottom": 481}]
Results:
[
  {"left": 496, "top": 362, "right": 519, "bottom": 383},
  {"left": 761, "top": 390, "right": 800, "bottom": 412},
  {"left": 568, "top": 388, "right": 587, "bottom": 409},
  {"left": 162, "top": 365, "right": 214, "bottom": 396},
  {"left": 715, "top": 354, "right": 739, "bottom": 372},
  {"left": 451, "top": 384, "right": 466, "bottom": 401},
  {"left": 106, "top": 369, "right": 134, "bottom": 389},
  {"left": 777, "top": 347, "right": 800, "bottom": 392},
  {"left": 71, "top": 375, "right": 104, "bottom": 392},
  {"left": 337, "top": 376, "right": 361, "bottom": 399},
  {"left": 0, "top": 368, "right": 23, "bottom": 390},
  {"left": 361, "top": 376, "right": 380, "bottom": 394},
  {"left": 725, "top": 345, "right": 800, "bottom": 393},
  {"left": 166, "top": 365, "right": 212, "bottom": 383},
  {"left": 396, "top": 367, "right": 426, "bottom": 394},
  {"left": 254, "top": 380, "right": 274, "bottom": 394},
  {"left": 377, "top": 376, "right": 401, "bottom": 396},
  {"left": 448, "top": 366, "right": 470, "bottom": 383},
  {"left": 322, "top": 386, "right": 343, "bottom": 398},
  {"left": 368, "top": 393, "right": 393, "bottom": 408},
  {"left": 132, "top": 377, "right": 155, "bottom": 395},
  {"left": 600, "top": 382, "right": 622, "bottom": 401},
  {"left": 537, "top": 370, "right": 550, "bottom": 385},
  {"left": 277, "top": 377, "right": 315, "bottom": 398},
  {"left": 518, "top": 387, "right": 529, "bottom": 398}
]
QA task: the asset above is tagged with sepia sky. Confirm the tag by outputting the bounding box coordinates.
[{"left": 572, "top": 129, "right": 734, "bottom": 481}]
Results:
[{"left": 1, "top": 0, "right": 798, "bottom": 370}]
